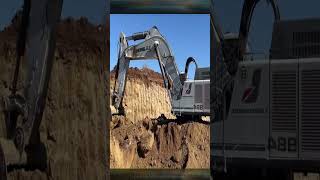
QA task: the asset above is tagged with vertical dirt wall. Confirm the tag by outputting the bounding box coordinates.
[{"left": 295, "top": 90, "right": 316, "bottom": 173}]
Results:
[
  {"left": 110, "top": 68, "right": 175, "bottom": 123},
  {"left": 0, "top": 18, "right": 109, "bottom": 180}
]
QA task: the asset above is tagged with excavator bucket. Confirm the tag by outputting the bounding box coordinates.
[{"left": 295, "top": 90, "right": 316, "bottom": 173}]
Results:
[{"left": 0, "top": 138, "right": 27, "bottom": 180}]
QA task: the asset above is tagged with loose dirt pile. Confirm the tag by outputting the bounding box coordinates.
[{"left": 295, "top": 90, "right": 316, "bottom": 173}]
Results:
[
  {"left": 111, "top": 66, "right": 164, "bottom": 86},
  {"left": 110, "top": 68, "right": 210, "bottom": 169},
  {"left": 0, "top": 16, "right": 109, "bottom": 180}
]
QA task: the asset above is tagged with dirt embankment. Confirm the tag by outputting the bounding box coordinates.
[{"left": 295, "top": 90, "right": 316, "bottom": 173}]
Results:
[
  {"left": 0, "top": 16, "right": 109, "bottom": 180},
  {"left": 110, "top": 68, "right": 209, "bottom": 169},
  {"left": 110, "top": 67, "right": 175, "bottom": 123},
  {"left": 111, "top": 67, "right": 164, "bottom": 87}
]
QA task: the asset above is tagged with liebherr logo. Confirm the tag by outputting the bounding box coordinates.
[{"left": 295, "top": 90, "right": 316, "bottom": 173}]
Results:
[
  {"left": 241, "top": 69, "right": 262, "bottom": 103},
  {"left": 135, "top": 45, "right": 152, "bottom": 53}
]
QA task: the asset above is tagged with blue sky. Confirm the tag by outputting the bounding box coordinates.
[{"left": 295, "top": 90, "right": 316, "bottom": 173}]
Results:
[
  {"left": 214, "top": 0, "right": 320, "bottom": 55},
  {"left": 0, "top": 0, "right": 106, "bottom": 30},
  {"left": 0, "top": 0, "right": 22, "bottom": 30},
  {"left": 110, "top": 14, "right": 210, "bottom": 79}
]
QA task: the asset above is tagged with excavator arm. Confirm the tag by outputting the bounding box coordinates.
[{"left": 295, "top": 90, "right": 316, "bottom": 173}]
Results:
[
  {"left": 0, "top": 0, "right": 63, "bottom": 178},
  {"left": 112, "top": 26, "right": 194, "bottom": 115},
  {"left": 211, "top": 0, "right": 280, "bottom": 76},
  {"left": 210, "top": 0, "right": 280, "bottom": 115},
  {"left": 238, "top": 0, "right": 280, "bottom": 61}
]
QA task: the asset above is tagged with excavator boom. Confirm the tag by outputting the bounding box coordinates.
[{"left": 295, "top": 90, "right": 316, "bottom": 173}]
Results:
[
  {"left": 1, "top": 0, "right": 63, "bottom": 178},
  {"left": 112, "top": 26, "right": 183, "bottom": 115},
  {"left": 112, "top": 26, "right": 210, "bottom": 118},
  {"left": 210, "top": 0, "right": 280, "bottom": 119}
]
